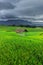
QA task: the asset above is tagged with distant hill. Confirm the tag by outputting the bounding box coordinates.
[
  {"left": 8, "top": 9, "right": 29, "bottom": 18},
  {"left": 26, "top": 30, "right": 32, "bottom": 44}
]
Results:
[
  {"left": 0, "top": 19, "right": 31, "bottom": 26},
  {"left": 0, "top": 19, "right": 43, "bottom": 27}
]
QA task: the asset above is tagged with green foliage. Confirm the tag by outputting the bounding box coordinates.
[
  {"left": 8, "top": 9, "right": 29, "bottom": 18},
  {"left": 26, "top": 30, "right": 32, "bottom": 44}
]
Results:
[{"left": 0, "top": 26, "right": 43, "bottom": 65}]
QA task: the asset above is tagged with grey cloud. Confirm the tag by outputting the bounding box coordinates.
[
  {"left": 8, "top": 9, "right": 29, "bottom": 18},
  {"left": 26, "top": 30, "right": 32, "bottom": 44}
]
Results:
[
  {"left": 14, "top": 0, "right": 43, "bottom": 16},
  {"left": 0, "top": 2, "right": 14, "bottom": 10},
  {"left": 0, "top": 0, "right": 19, "bottom": 17},
  {"left": 0, "top": 0, "right": 43, "bottom": 21},
  {"left": 0, "top": 0, "right": 20, "bottom": 4}
]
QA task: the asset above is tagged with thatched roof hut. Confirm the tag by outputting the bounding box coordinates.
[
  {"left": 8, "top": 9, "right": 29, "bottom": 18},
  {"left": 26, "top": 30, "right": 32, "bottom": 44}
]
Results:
[{"left": 16, "top": 29, "right": 28, "bottom": 33}]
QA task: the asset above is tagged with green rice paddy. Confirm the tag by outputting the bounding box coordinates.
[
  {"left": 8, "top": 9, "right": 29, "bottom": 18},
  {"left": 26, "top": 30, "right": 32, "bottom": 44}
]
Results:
[{"left": 0, "top": 26, "right": 43, "bottom": 65}]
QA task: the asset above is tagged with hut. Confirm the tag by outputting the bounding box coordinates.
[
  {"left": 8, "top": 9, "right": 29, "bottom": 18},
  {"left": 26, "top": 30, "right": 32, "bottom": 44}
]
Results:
[{"left": 16, "top": 29, "right": 28, "bottom": 33}]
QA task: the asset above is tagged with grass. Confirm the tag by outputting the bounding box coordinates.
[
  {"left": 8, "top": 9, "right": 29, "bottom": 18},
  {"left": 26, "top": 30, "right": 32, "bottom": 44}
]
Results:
[{"left": 0, "top": 26, "right": 43, "bottom": 65}]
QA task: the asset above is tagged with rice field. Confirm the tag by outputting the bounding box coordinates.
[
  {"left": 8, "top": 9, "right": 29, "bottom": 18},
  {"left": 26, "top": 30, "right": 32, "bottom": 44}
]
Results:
[{"left": 0, "top": 26, "right": 43, "bottom": 65}]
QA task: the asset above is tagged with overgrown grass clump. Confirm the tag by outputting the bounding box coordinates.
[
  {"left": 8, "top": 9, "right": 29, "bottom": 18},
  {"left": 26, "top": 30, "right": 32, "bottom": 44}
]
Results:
[{"left": 0, "top": 26, "right": 43, "bottom": 65}]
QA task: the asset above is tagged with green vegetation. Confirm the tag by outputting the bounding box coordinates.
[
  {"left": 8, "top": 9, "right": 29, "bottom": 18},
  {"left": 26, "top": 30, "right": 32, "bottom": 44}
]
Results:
[{"left": 0, "top": 26, "right": 43, "bottom": 65}]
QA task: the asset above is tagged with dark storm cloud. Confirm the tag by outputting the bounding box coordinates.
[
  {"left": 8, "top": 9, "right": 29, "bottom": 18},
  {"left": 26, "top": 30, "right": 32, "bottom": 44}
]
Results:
[
  {"left": 0, "top": 0, "right": 16, "bottom": 18},
  {"left": 0, "top": 0, "right": 43, "bottom": 22},
  {"left": 0, "top": 0, "right": 20, "bottom": 4},
  {"left": 14, "top": 0, "right": 43, "bottom": 16},
  {"left": 0, "top": 2, "right": 14, "bottom": 10}
]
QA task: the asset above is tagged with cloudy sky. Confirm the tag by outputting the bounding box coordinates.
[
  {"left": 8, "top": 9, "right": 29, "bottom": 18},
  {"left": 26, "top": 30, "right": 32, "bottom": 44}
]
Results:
[{"left": 0, "top": 0, "right": 43, "bottom": 22}]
